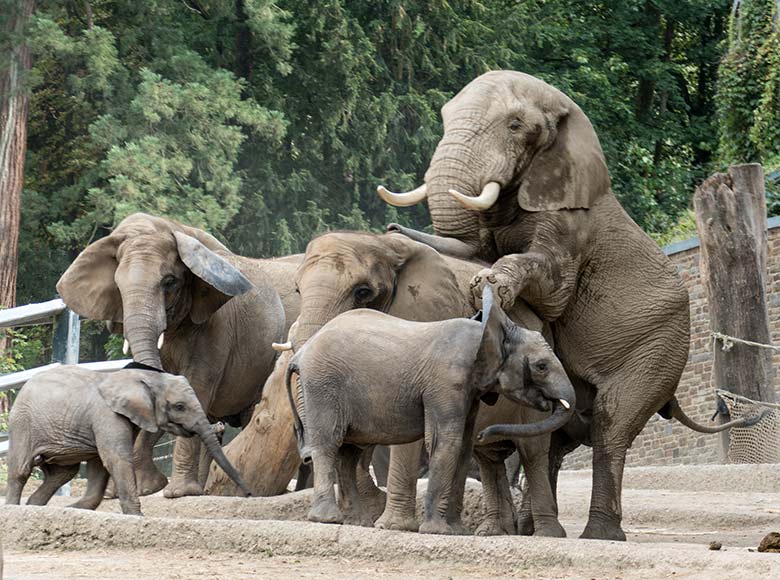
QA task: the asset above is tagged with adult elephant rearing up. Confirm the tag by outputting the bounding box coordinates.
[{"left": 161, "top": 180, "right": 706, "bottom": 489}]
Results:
[{"left": 378, "top": 70, "right": 692, "bottom": 541}]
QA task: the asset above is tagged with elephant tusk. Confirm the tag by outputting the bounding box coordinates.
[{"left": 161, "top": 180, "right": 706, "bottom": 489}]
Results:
[
  {"left": 448, "top": 181, "right": 501, "bottom": 211},
  {"left": 122, "top": 339, "right": 130, "bottom": 355},
  {"left": 157, "top": 333, "right": 165, "bottom": 350},
  {"left": 272, "top": 341, "right": 292, "bottom": 352},
  {"left": 377, "top": 184, "right": 427, "bottom": 207},
  {"left": 559, "top": 398, "right": 571, "bottom": 410}
]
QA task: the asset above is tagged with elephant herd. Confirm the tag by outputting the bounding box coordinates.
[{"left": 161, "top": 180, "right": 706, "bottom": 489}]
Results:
[{"left": 5, "top": 70, "right": 755, "bottom": 542}]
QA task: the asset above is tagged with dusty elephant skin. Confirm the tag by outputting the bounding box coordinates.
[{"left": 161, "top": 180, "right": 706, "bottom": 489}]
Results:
[
  {"left": 56, "top": 213, "right": 300, "bottom": 499},
  {"left": 4, "top": 366, "right": 251, "bottom": 515},
  {"left": 287, "top": 286, "right": 575, "bottom": 535},
  {"left": 251, "top": 231, "right": 577, "bottom": 537},
  {"left": 378, "top": 70, "right": 755, "bottom": 541}
]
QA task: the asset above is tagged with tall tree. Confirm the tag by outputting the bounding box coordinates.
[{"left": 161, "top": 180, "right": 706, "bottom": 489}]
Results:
[{"left": 0, "top": 0, "right": 34, "bottom": 309}]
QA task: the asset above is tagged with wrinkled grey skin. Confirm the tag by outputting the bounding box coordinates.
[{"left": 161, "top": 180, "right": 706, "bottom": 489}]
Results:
[
  {"left": 379, "top": 70, "right": 692, "bottom": 540},
  {"left": 287, "top": 231, "right": 576, "bottom": 536},
  {"left": 5, "top": 366, "right": 250, "bottom": 515},
  {"left": 288, "top": 287, "right": 575, "bottom": 535},
  {"left": 56, "top": 213, "right": 299, "bottom": 499}
]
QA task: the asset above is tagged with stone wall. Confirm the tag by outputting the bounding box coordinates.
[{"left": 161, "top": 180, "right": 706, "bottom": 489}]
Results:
[{"left": 563, "top": 217, "right": 780, "bottom": 470}]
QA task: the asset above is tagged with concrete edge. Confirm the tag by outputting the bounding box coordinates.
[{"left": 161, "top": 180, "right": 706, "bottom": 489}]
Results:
[{"left": 1, "top": 506, "right": 779, "bottom": 575}]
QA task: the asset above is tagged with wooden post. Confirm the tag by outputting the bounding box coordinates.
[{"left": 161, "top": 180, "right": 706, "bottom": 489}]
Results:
[{"left": 693, "top": 163, "right": 776, "bottom": 404}]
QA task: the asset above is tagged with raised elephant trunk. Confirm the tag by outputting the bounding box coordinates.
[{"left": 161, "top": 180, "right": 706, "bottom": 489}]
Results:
[
  {"left": 477, "top": 400, "right": 575, "bottom": 442},
  {"left": 194, "top": 418, "right": 252, "bottom": 497}
]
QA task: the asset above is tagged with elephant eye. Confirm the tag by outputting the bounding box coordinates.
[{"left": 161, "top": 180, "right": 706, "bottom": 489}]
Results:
[
  {"left": 509, "top": 118, "right": 522, "bottom": 132},
  {"left": 162, "top": 276, "right": 180, "bottom": 292},
  {"left": 354, "top": 286, "right": 373, "bottom": 304},
  {"left": 173, "top": 403, "right": 186, "bottom": 412},
  {"left": 535, "top": 361, "right": 548, "bottom": 373}
]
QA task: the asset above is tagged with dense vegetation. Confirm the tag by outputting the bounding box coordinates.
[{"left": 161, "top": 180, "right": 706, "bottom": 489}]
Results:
[{"left": 5, "top": 0, "right": 780, "bottom": 306}]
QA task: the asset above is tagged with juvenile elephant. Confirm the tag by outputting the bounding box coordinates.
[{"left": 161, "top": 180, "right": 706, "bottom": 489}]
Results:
[
  {"left": 249, "top": 230, "right": 573, "bottom": 536},
  {"left": 377, "top": 70, "right": 733, "bottom": 539},
  {"left": 5, "top": 365, "right": 250, "bottom": 515},
  {"left": 288, "top": 287, "right": 575, "bottom": 534},
  {"left": 57, "top": 213, "right": 300, "bottom": 498}
]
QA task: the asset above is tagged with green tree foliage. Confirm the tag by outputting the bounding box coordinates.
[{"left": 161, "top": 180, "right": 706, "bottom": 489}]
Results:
[{"left": 16, "top": 0, "right": 754, "bottom": 305}]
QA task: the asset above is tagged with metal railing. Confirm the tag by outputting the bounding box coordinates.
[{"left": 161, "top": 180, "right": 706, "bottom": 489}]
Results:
[{"left": 0, "top": 298, "right": 131, "bottom": 456}]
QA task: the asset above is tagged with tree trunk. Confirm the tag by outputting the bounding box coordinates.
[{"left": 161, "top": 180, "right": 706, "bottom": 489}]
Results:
[
  {"left": 0, "top": 0, "right": 35, "bottom": 311},
  {"left": 205, "top": 350, "right": 300, "bottom": 496},
  {"left": 693, "top": 163, "right": 776, "bottom": 404}
]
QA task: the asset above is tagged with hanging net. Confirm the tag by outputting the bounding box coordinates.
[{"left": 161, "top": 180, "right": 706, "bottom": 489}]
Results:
[{"left": 716, "top": 389, "right": 780, "bottom": 463}]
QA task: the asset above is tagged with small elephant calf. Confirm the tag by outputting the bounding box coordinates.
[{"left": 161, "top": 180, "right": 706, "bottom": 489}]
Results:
[
  {"left": 5, "top": 364, "right": 251, "bottom": 515},
  {"left": 287, "top": 287, "right": 575, "bottom": 534}
]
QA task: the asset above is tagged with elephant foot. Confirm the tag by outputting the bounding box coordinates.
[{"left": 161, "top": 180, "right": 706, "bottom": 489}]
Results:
[
  {"left": 580, "top": 518, "right": 626, "bottom": 541},
  {"left": 67, "top": 499, "right": 101, "bottom": 511},
  {"left": 447, "top": 519, "right": 472, "bottom": 536},
  {"left": 533, "top": 519, "right": 567, "bottom": 538},
  {"left": 374, "top": 510, "right": 419, "bottom": 532},
  {"left": 517, "top": 510, "right": 534, "bottom": 536},
  {"left": 163, "top": 476, "right": 204, "bottom": 499},
  {"left": 308, "top": 499, "right": 344, "bottom": 524},
  {"left": 105, "top": 469, "right": 167, "bottom": 499},
  {"left": 475, "top": 517, "right": 515, "bottom": 536},
  {"left": 359, "top": 486, "right": 387, "bottom": 523},
  {"left": 343, "top": 510, "right": 375, "bottom": 527},
  {"left": 419, "top": 517, "right": 459, "bottom": 535},
  {"left": 470, "top": 268, "right": 518, "bottom": 310}
]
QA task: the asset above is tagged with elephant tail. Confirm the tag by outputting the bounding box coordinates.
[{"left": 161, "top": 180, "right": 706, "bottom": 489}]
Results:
[
  {"left": 285, "top": 358, "right": 311, "bottom": 464},
  {"left": 660, "top": 397, "right": 769, "bottom": 434}
]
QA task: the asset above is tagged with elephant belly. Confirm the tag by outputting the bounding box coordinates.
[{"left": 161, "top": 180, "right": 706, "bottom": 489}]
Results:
[{"left": 344, "top": 409, "right": 425, "bottom": 447}]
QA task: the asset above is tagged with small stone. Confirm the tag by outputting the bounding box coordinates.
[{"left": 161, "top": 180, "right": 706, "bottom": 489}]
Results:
[
  {"left": 709, "top": 541, "right": 722, "bottom": 551},
  {"left": 758, "top": 532, "right": 780, "bottom": 553}
]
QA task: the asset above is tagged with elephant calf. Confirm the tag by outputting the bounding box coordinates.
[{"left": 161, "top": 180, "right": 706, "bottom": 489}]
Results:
[
  {"left": 287, "top": 287, "right": 575, "bottom": 535},
  {"left": 5, "top": 364, "right": 251, "bottom": 515}
]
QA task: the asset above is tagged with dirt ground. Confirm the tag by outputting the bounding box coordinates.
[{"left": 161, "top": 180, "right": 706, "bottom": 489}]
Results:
[{"left": 2, "top": 464, "right": 780, "bottom": 579}]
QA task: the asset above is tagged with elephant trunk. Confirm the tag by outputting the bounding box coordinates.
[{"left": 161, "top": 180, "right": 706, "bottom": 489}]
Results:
[
  {"left": 194, "top": 419, "right": 252, "bottom": 497},
  {"left": 121, "top": 290, "right": 166, "bottom": 369},
  {"left": 423, "top": 140, "right": 484, "bottom": 250},
  {"left": 292, "top": 297, "right": 344, "bottom": 350},
  {"left": 477, "top": 400, "right": 575, "bottom": 442}
]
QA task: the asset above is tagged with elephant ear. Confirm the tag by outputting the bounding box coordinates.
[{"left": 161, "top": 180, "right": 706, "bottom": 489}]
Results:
[
  {"left": 174, "top": 232, "right": 254, "bottom": 325},
  {"left": 473, "top": 285, "right": 509, "bottom": 388},
  {"left": 97, "top": 373, "right": 159, "bottom": 433},
  {"left": 383, "top": 233, "right": 471, "bottom": 321},
  {"left": 517, "top": 102, "right": 610, "bottom": 212},
  {"left": 56, "top": 235, "right": 124, "bottom": 321}
]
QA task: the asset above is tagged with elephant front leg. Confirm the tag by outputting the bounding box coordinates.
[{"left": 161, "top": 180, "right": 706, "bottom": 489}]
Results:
[
  {"left": 338, "top": 445, "right": 372, "bottom": 527},
  {"left": 355, "top": 446, "right": 387, "bottom": 522},
  {"left": 68, "top": 458, "right": 110, "bottom": 510},
  {"left": 470, "top": 250, "right": 577, "bottom": 321},
  {"left": 375, "top": 440, "right": 423, "bottom": 532},
  {"left": 516, "top": 432, "right": 566, "bottom": 538},
  {"left": 474, "top": 443, "right": 517, "bottom": 536},
  {"left": 164, "top": 436, "right": 204, "bottom": 498}
]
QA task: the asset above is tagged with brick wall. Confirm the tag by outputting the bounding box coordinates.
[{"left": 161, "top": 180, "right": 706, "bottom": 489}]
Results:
[{"left": 562, "top": 217, "right": 780, "bottom": 470}]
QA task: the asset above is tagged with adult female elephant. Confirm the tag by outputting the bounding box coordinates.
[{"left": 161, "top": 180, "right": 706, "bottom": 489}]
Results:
[
  {"left": 377, "top": 70, "right": 693, "bottom": 541},
  {"left": 57, "top": 213, "right": 300, "bottom": 498}
]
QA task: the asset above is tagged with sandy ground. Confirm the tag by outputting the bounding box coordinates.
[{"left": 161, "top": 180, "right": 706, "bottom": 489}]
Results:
[{"left": 2, "top": 464, "right": 780, "bottom": 579}]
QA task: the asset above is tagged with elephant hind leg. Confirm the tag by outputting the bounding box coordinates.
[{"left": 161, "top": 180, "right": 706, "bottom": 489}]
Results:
[
  {"left": 307, "top": 447, "right": 343, "bottom": 524},
  {"left": 68, "top": 458, "right": 110, "bottom": 510},
  {"left": 5, "top": 446, "right": 34, "bottom": 505},
  {"left": 474, "top": 442, "right": 516, "bottom": 536},
  {"left": 355, "top": 446, "right": 386, "bottom": 523},
  {"left": 27, "top": 463, "right": 80, "bottom": 506},
  {"left": 338, "top": 445, "right": 372, "bottom": 526}
]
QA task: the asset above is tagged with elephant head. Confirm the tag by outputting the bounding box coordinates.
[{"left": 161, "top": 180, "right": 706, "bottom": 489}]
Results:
[
  {"left": 98, "top": 368, "right": 252, "bottom": 496},
  {"left": 56, "top": 213, "right": 252, "bottom": 369},
  {"left": 474, "top": 286, "right": 575, "bottom": 441},
  {"left": 378, "top": 70, "right": 610, "bottom": 255},
  {"left": 287, "top": 231, "right": 471, "bottom": 350}
]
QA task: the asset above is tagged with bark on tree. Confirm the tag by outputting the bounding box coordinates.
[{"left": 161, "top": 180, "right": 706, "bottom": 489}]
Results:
[
  {"left": 694, "top": 163, "right": 776, "bottom": 404},
  {"left": 205, "top": 350, "right": 301, "bottom": 496},
  {"left": 0, "top": 0, "right": 35, "bottom": 311}
]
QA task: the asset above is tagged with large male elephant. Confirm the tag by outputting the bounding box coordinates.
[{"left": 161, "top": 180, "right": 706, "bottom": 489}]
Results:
[
  {"left": 57, "top": 213, "right": 300, "bottom": 498},
  {"left": 377, "top": 70, "right": 719, "bottom": 540}
]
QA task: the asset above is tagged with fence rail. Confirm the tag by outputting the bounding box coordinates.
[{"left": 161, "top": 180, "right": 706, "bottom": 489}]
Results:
[{"left": 1, "top": 298, "right": 131, "bottom": 457}]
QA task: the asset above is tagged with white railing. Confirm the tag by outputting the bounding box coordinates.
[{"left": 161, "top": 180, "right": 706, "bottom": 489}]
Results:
[{"left": 0, "top": 299, "right": 131, "bottom": 456}]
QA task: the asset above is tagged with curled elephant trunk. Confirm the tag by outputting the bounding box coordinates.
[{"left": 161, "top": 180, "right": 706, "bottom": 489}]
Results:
[
  {"left": 477, "top": 400, "right": 575, "bottom": 443},
  {"left": 195, "top": 419, "right": 252, "bottom": 497}
]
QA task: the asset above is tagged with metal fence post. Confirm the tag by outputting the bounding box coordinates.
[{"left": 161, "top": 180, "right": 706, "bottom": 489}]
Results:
[{"left": 52, "top": 307, "right": 80, "bottom": 364}]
